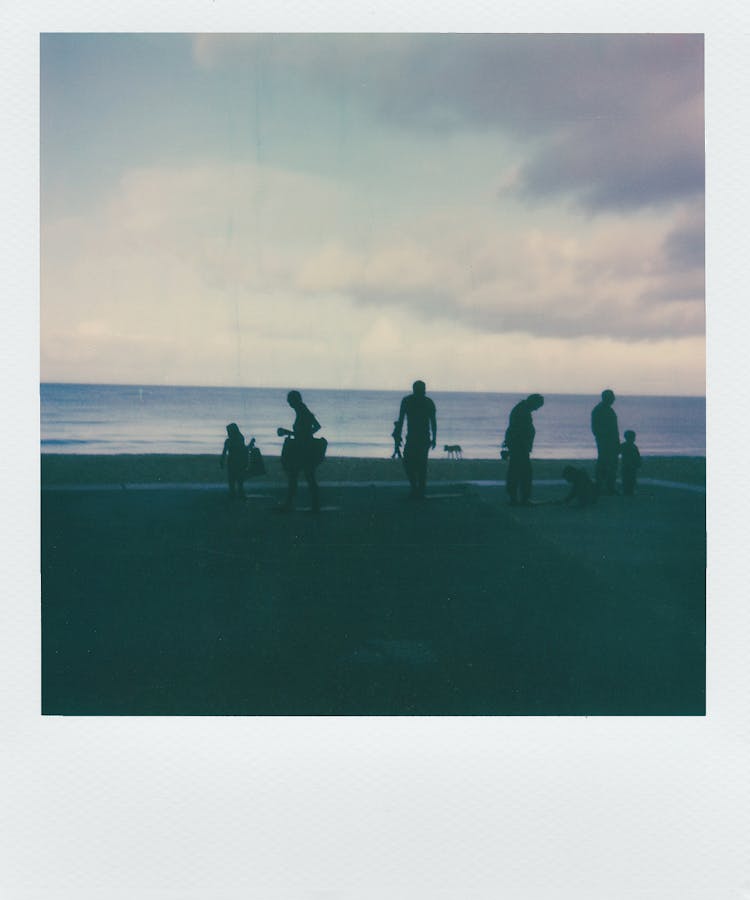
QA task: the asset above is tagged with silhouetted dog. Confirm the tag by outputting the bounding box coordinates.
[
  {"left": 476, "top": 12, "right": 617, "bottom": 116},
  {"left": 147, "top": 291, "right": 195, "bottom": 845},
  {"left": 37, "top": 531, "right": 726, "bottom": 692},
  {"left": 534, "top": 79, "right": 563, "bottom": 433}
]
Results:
[{"left": 444, "top": 444, "right": 462, "bottom": 460}]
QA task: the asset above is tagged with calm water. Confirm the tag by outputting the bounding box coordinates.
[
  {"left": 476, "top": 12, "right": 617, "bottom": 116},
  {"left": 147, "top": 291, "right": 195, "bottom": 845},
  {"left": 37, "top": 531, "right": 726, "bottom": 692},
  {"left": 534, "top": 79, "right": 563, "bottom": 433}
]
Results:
[{"left": 40, "top": 383, "right": 705, "bottom": 459}]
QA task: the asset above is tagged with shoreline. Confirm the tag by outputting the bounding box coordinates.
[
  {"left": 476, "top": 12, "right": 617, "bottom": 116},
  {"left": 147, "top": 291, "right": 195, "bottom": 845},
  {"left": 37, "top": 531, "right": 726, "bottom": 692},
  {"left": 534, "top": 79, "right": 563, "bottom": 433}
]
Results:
[{"left": 40, "top": 452, "right": 706, "bottom": 487}]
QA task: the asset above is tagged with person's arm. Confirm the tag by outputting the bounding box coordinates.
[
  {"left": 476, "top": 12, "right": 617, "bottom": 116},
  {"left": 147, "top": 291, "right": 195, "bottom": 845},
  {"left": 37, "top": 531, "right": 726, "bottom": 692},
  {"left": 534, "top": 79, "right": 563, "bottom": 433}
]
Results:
[
  {"left": 609, "top": 411, "right": 620, "bottom": 446},
  {"left": 220, "top": 438, "right": 228, "bottom": 468},
  {"left": 295, "top": 407, "right": 320, "bottom": 438},
  {"left": 429, "top": 401, "right": 437, "bottom": 450},
  {"left": 394, "top": 397, "right": 407, "bottom": 444}
]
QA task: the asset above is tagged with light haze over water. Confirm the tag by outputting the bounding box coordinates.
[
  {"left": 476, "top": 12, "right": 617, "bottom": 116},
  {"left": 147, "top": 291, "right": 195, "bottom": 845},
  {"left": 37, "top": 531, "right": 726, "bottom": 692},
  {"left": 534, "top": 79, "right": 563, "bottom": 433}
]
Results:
[{"left": 41, "top": 384, "right": 706, "bottom": 459}]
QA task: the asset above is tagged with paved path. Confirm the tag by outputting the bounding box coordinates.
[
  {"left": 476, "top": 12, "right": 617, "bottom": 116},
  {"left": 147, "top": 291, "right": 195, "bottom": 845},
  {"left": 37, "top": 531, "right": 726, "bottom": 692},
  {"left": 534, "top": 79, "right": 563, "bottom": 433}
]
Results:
[{"left": 43, "top": 477, "right": 705, "bottom": 493}]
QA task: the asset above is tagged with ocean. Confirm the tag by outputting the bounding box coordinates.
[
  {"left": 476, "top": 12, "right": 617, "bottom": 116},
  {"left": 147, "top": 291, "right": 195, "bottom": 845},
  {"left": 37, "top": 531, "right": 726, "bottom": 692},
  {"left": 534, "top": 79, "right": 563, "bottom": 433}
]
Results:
[{"left": 40, "top": 383, "right": 705, "bottom": 459}]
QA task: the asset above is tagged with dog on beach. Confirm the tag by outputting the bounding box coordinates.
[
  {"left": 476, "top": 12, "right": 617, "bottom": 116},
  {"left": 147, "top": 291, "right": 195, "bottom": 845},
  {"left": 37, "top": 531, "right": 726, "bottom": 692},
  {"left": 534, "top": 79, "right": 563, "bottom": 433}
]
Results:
[{"left": 444, "top": 444, "right": 463, "bottom": 460}]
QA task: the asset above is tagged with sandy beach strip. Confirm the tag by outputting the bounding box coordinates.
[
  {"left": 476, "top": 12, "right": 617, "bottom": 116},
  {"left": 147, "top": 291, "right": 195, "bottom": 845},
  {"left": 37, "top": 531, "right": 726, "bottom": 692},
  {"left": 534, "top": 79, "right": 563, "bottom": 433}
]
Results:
[{"left": 41, "top": 453, "right": 706, "bottom": 488}]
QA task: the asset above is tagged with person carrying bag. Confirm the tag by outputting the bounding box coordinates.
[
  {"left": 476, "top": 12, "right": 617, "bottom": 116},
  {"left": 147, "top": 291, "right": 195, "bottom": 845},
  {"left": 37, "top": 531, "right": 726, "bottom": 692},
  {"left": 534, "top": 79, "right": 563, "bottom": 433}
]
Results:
[{"left": 277, "top": 390, "right": 326, "bottom": 513}]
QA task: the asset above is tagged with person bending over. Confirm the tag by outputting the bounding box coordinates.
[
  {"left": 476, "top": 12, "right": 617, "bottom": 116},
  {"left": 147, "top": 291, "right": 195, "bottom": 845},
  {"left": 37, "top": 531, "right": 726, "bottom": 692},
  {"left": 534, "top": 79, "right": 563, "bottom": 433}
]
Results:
[
  {"left": 503, "top": 393, "right": 545, "bottom": 506},
  {"left": 558, "top": 465, "right": 598, "bottom": 507}
]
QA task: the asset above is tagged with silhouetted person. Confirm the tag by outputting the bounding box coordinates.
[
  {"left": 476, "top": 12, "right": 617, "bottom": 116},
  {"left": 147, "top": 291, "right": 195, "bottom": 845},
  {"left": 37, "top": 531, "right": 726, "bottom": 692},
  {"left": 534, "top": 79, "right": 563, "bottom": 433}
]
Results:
[
  {"left": 591, "top": 389, "right": 620, "bottom": 495},
  {"left": 394, "top": 380, "right": 437, "bottom": 499},
  {"left": 558, "top": 465, "right": 598, "bottom": 507},
  {"left": 503, "top": 394, "right": 544, "bottom": 506},
  {"left": 277, "top": 390, "right": 325, "bottom": 513},
  {"left": 390, "top": 420, "right": 403, "bottom": 459},
  {"left": 220, "top": 422, "right": 249, "bottom": 499},
  {"left": 620, "top": 430, "right": 642, "bottom": 496}
]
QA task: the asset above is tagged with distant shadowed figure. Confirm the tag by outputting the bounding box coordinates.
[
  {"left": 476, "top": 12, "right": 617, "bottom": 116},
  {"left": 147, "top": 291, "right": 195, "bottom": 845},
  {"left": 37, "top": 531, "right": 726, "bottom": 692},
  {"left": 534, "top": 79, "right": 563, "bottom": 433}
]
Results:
[
  {"left": 591, "top": 389, "right": 620, "bottom": 495},
  {"left": 559, "top": 465, "right": 598, "bottom": 508},
  {"left": 220, "top": 423, "right": 249, "bottom": 499},
  {"left": 277, "top": 390, "right": 326, "bottom": 513},
  {"left": 444, "top": 444, "right": 462, "bottom": 460},
  {"left": 393, "top": 380, "right": 437, "bottom": 499},
  {"left": 620, "top": 429, "right": 642, "bottom": 496},
  {"left": 502, "top": 394, "right": 544, "bottom": 506}
]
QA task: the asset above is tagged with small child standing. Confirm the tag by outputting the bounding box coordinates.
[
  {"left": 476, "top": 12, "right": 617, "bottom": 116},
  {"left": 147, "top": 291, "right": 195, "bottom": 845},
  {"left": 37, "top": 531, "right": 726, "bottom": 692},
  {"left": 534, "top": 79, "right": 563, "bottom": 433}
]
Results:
[
  {"left": 220, "top": 422, "right": 249, "bottom": 499},
  {"left": 620, "top": 430, "right": 642, "bottom": 496}
]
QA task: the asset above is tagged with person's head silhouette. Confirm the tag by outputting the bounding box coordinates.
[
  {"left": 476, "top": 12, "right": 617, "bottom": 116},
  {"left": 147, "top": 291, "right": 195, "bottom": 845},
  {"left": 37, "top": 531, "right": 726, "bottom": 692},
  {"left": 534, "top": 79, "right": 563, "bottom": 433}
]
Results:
[
  {"left": 412, "top": 380, "right": 426, "bottom": 397},
  {"left": 601, "top": 389, "right": 615, "bottom": 405},
  {"left": 526, "top": 393, "right": 545, "bottom": 411},
  {"left": 287, "top": 390, "right": 303, "bottom": 410},
  {"left": 624, "top": 429, "right": 636, "bottom": 443}
]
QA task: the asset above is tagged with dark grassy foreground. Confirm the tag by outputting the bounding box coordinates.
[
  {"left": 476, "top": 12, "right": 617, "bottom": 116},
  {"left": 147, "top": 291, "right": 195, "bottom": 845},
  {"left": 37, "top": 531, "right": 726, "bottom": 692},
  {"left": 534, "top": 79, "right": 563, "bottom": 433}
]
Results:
[{"left": 41, "top": 471, "right": 705, "bottom": 715}]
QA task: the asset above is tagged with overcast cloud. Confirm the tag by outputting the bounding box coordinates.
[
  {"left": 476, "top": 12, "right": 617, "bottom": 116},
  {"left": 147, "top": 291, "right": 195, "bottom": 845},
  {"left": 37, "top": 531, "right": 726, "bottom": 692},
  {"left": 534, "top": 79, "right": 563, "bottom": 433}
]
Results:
[{"left": 41, "top": 34, "right": 705, "bottom": 394}]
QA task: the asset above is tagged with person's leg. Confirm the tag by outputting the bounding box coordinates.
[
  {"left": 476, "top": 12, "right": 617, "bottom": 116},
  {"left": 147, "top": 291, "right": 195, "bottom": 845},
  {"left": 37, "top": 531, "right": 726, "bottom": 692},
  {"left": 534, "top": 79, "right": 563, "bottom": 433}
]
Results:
[
  {"left": 506, "top": 456, "right": 518, "bottom": 504},
  {"left": 403, "top": 443, "right": 418, "bottom": 496},
  {"left": 415, "top": 447, "right": 428, "bottom": 498},
  {"left": 229, "top": 464, "right": 245, "bottom": 499},
  {"left": 604, "top": 449, "right": 618, "bottom": 494},
  {"left": 281, "top": 469, "right": 298, "bottom": 510},
  {"left": 519, "top": 454, "right": 532, "bottom": 504},
  {"left": 304, "top": 467, "right": 320, "bottom": 512},
  {"left": 594, "top": 443, "right": 606, "bottom": 491}
]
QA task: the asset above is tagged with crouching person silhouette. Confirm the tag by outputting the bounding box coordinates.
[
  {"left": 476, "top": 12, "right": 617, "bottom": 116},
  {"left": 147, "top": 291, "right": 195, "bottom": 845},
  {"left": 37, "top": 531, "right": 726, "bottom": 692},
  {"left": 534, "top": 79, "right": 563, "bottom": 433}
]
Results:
[
  {"left": 277, "top": 390, "right": 326, "bottom": 513},
  {"left": 558, "top": 465, "right": 598, "bottom": 507},
  {"left": 393, "top": 380, "right": 437, "bottom": 499}
]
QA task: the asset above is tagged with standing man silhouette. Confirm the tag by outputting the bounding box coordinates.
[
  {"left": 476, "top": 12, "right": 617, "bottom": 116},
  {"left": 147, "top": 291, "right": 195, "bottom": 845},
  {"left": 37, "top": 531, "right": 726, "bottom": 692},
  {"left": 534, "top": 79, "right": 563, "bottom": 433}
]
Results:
[
  {"left": 394, "top": 380, "right": 437, "bottom": 499},
  {"left": 503, "top": 393, "right": 545, "bottom": 506},
  {"left": 591, "top": 389, "right": 620, "bottom": 495}
]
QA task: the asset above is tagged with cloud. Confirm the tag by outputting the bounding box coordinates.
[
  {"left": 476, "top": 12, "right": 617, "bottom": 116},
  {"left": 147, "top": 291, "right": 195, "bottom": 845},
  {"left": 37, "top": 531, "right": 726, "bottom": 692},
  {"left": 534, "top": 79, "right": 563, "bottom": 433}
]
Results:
[
  {"left": 41, "top": 157, "right": 704, "bottom": 393},
  {"left": 289, "top": 207, "right": 705, "bottom": 341},
  {"left": 662, "top": 203, "right": 705, "bottom": 270},
  {"left": 514, "top": 90, "right": 704, "bottom": 211},
  {"left": 192, "top": 34, "right": 704, "bottom": 213},
  {"left": 42, "top": 161, "right": 704, "bottom": 363}
]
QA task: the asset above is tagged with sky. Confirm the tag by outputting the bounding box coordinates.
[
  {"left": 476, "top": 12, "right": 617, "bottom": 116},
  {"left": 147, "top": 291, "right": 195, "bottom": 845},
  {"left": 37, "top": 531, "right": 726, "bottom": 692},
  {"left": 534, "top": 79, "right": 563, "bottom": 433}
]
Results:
[{"left": 40, "top": 33, "right": 705, "bottom": 395}]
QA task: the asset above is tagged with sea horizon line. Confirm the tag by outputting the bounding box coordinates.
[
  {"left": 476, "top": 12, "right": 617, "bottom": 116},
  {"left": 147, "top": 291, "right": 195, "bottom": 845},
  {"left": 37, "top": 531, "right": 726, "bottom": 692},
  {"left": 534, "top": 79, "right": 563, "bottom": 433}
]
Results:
[{"left": 40, "top": 381, "right": 707, "bottom": 400}]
